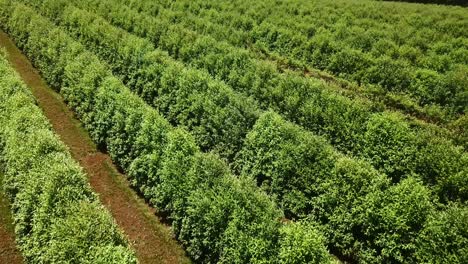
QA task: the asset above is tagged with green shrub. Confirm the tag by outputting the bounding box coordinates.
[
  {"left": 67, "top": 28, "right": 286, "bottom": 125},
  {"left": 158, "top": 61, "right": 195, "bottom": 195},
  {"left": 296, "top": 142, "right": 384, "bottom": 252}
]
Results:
[
  {"left": 151, "top": 128, "right": 199, "bottom": 213},
  {"left": 62, "top": 51, "right": 108, "bottom": 122},
  {"left": 170, "top": 152, "right": 232, "bottom": 234},
  {"left": 410, "top": 69, "right": 444, "bottom": 105},
  {"left": 360, "top": 112, "right": 418, "bottom": 182},
  {"left": 360, "top": 177, "right": 434, "bottom": 263},
  {"left": 445, "top": 65, "right": 468, "bottom": 114},
  {"left": 416, "top": 204, "right": 468, "bottom": 263},
  {"left": 313, "top": 157, "right": 389, "bottom": 260},
  {"left": 414, "top": 128, "right": 468, "bottom": 201},
  {"left": 364, "top": 56, "right": 412, "bottom": 92},
  {"left": 38, "top": 202, "right": 135, "bottom": 263},
  {"left": 449, "top": 114, "right": 468, "bottom": 149},
  {"left": 299, "top": 88, "right": 372, "bottom": 153},
  {"left": 371, "top": 39, "right": 399, "bottom": 59},
  {"left": 279, "top": 221, "right": 331, "bottom": 264},
  {"left": 105, "top": 89, "right": 146, "bottom": 169},
  {"left": 179, "top": 175, "right": 283, "bottom": 263},
  {"left": 327, "top": 48, "right": 371, "bottom": 80},
  {"left": 236, "top": 111, "right": 337, "bottom": 218}
]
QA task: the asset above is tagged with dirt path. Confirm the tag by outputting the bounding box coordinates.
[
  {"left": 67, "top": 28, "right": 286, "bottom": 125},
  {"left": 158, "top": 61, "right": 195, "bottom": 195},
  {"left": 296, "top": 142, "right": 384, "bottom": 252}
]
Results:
[{"left": 0, "top": 30, "right": 190, "bottom": 264}]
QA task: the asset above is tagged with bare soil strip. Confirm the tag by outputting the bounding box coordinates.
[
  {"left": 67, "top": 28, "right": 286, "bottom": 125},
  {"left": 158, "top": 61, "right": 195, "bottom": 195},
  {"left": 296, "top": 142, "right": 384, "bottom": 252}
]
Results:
[{"left": 0, "top": 30, "right": 190, "bottom": 264}]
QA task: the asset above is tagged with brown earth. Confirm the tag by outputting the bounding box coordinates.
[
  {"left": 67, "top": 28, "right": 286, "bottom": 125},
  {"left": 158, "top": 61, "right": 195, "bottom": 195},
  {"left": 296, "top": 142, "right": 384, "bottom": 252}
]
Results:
[{"left": 0, "top": 30, "right": 190, "bottom": 264}]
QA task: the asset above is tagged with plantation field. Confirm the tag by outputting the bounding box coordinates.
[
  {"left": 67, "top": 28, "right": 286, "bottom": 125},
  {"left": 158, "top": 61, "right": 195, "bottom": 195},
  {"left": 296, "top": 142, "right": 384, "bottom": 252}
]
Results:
[{"left": 0, "top": 0, "right": 466, "bottom": 263}]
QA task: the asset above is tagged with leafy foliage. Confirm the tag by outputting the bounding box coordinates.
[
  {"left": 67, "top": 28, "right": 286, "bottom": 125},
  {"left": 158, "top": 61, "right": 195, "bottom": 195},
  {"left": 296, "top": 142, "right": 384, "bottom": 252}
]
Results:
[
  {"left": 416, "top": 204, "right": 468, "bottom": 263},
  {"left": 279, "top": 221, "right": 331, "bottom": 264}
]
